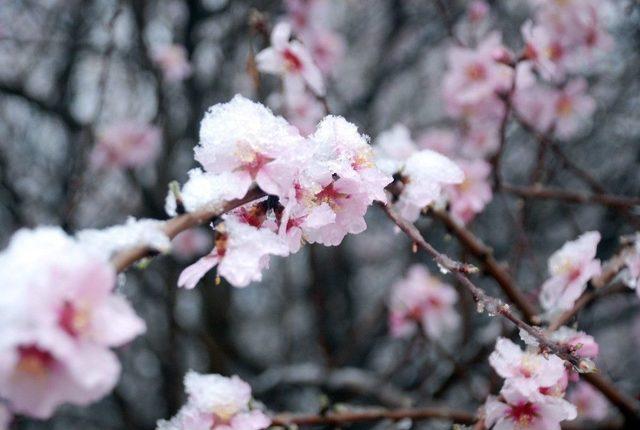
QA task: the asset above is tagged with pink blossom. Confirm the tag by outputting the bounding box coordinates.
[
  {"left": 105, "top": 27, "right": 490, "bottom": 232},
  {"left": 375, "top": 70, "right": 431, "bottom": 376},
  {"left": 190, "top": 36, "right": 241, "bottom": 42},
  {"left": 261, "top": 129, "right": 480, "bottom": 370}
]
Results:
[
  {"left": 489, "top": 338, "right": 566, "bottom": 397},
  {"left": 521, "top": 21, "right": 567, "bottom": 81},
  {"left": 443, "top": 32, "right": 513, "bottom": 113},
  {"left": 91, "top": 122, "right": 161, "bottom": 169},
  {"left": 513, "top": 83, "right": 557, "bottom": 135},
  {"left": 177, "top": 211, "right": 289, "bottom": 288},
  {"left": 388, "top": 265, "right": 459, "bottom": 340},
  {"left": 172, "top": 228, "right": 213, "bottom": 261},
  {"left": 416, "top": 128, "right": 457, "bottom": 157},
  {"left": 485, "top": 382, "right": 577, "bottom": 430},
  {"left": 284, "top": 91, "right": 325, "bottom": 136},
  {"left": 468, "top": 1, "right": 490, "bottom": 24},
  {"left": 550, "top": 326, "right": 599, "bottom": 359},
  {"left": 152, "top": 44, "right": 192, "bottom": 82},
  {"left": 0, "top": 227, "right": 145, "bottom": 418},
  {"left": 540, "top": 232, "right": 601, "bottom": 314},
  {"left": 446, "top": 159, "right": 493, "bottom": 224},
  {"left": 195, "top": 95, "right": 307, "bottom": 200},
  {"left": 552, "top": 79, "right": 596, "bottom": 140},
  {"left": 567, "top": 382, "right": 609, "bottom": 421},
  {"left": 156, "top": 372, "right": 270, "bottom": 430},
  {"left": 256, "top": 22, "right": 325, "bottom": 97}
]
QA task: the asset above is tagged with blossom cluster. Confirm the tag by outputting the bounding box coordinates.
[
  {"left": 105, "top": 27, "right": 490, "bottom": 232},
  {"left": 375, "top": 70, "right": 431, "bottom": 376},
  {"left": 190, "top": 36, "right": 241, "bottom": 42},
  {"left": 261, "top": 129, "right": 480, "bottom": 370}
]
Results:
[
  {"left": 156, "top": 372, "right": 270, "bottom": 430},
  {"left": 388, "top": 264, "right": 459, "bottom": 340},
  {"left": 374, "top": 123, "right": 490, "bottom": 224},
  {"left": 539, "top": 231, "right": 601, "bottom": 317},
  {"left": 484, "top": 327, "right": 604, "bottom": 430},
  {"left": 0, "top": 227, "right": 146, "bottom": 419},
  {"left": 257, "top": 0, "right": 344, "bottom": 135},
  {"left": 171, "top": 95, "right": 396, "bottom": 288}
]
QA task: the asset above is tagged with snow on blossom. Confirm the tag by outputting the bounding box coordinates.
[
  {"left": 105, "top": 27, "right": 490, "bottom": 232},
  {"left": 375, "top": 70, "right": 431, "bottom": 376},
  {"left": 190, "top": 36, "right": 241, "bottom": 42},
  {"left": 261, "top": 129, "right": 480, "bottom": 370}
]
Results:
[
  {"left": 443, "top": 32, "right": 513, "bottom": 114},
  {"left": 446, "top": 159, "right": 493, "bottom": 224},
  {"left": 485, "top": 381, "right": 577, "bottom": 430},
  {"left": 172, "top": 228, "right": 213, "bottom": 261},
  {"left": 374, "top": 124, "right": 464, "bottom": 222},
  {"left": 622, "top": 234, "right": 640, "bottom": 293},
  {"left": 152, "top": 44, "right": 192, "bottom": 82},
  {"left": 539, "top": 232, "right": 601, "bottom": 314},
  {"left": 0, "top": 227, "right": 145, "bottom": 418},
  {"left": 388, "top": 265, "right": 459, "bottom": 340},
  {"left": 489, "top": 337, "right": 566, "bottom": 397},
  {"left": 156, "top": 372, "right": 270, "bottom": 430},
  {"left": 178, "top": 169, "right": 252, "bottom": 214},
  {"left": 256, "top": 22, "right": 325, "bottom": 97},
  {"left": 177, "top": 210, "right": 289, "bottom": 289},
  {"left": 195, "top": 95, "right": 307, "bottom": 199},
  {"left": 567, "top": 381, "right": 609, "bottom": 421},
  {"left": 91, "top": 122, "right": 161, "bottom": 169},
  {"left": 77, "top": 217, "right": 171, "bottom": 258}
]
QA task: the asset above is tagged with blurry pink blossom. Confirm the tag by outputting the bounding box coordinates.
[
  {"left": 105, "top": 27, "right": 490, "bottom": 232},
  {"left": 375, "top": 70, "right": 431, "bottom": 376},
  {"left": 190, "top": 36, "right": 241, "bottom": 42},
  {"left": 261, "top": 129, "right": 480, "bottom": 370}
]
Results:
[
  {"left": 388, "top": 265, "right": 459, "bottom": 340},
  {"left": 567, "top": 381, "right": 609, "bottom": 421},
  {"left": 156, "top": 372, "right": 270, "bottom": 430},
  {"left": 539, "top": 232, "right": 601, "bottom": 314},
  {"left": 622, "top": 234, "right": 640, "bottom": 293},
  {"left": 416, "top": 128, "right": 457, "bottom": 157},
  {"left": 256, "top": 22, "right": 325, "bottom": 97},
  {"left": 550, "top": 326, "right": 599, "bottom": 359},
  {"left": 446, "top": 159, "right": 493, "bottom": 224},
  {"left": 0, "top": 227, "right": 145, "bottom": 418},
  {"left": 552, "top": 79, "right": 596, "bottom": 140},
  {"left": 152, "top": 44, "right": 192, "bottom": 82},
  {"left": 91, "top": 122, "right": 161, "bottom": 169},
  {"left": 172, "top": 228, "right": 213, "bottom": 261}
]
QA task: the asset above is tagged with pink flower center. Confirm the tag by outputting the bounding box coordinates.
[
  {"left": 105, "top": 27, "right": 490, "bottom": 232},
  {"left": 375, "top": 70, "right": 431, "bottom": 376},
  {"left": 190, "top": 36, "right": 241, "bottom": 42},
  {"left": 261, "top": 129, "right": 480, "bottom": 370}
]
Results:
[
  {"left": 242, "top": 153, "right": 273, "bottom": 179},
  {"left": 315, "top": 183, "right": 348, "bottom": 209},
  {"left": 556, "top": 95, "right": 574, "bottom": 117},
  {"left": 508, "top": 402, "right": 538, "bottom": 427},
  {"left": 465, "top": 63, "right": 487, "bottom": 81},
  {"left": 16, "top": 345, "right": 55, "bottom": 376},
  {"left": 283, "top": 48, "right": 303, "bottom": 72},
  {"left": 58, "top": 301, "right": 90, "bottom": 337}
]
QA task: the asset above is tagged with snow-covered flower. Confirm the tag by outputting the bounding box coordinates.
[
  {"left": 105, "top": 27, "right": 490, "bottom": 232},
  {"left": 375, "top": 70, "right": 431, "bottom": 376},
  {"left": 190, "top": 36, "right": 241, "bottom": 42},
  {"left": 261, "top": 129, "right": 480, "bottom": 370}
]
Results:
[
  {"left": 195, "top": 95, "right": 307, "bottom": 200},
  {"left": 388, "top": 265, "right": 459, "bottom": 340},
  {"left": 550, "top": 326, "right": 599, "bottom": 359},
  {"left": 489, "top": 338, "right": 566, "bottom": 397},
  {"left": 374, "top": 124, "right": 464, "bottom": 222},
  {"left": 567, "top": 381, "right": 609, "bottom": 421},
  {"left": 256, "top": 22, "right": 325, "bottom": 97},
  {"left": 156, "top": 372, "right": 270, "bottom": 430},
  {"left": 0, "top": 227, "right": 145, "bottom": 418},
  {"left": 91, "top": 122, "right": 161, "bottom": 169},
  {"left": 152, "top": 44, "right": 192, "bottom": 82},
  {"left": 177, "top": 210, "right": 289, "bottom": 289},
  {"left": 446, "top": 159, "right": 493, "bottom": 224},
  {"left": 540, "top": 232, "right": 601, "bottom": 314},
  {"left": 485, "top": 381, "right": 577, "bottom": 430}
]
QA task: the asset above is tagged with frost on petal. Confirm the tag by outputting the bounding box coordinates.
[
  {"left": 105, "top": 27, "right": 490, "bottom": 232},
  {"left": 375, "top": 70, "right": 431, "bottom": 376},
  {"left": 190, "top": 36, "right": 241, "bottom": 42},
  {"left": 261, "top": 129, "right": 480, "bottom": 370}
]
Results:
[
  {"left": 77, "top": 218, "right": 171, "bottom": 258},
  {"left": 374, "top": 124, "right": 418, "bottom": 175}
]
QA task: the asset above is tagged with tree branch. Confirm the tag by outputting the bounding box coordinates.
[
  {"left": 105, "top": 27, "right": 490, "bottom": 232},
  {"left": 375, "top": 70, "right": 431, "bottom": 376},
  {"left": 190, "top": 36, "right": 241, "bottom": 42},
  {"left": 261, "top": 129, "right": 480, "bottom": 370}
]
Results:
[{"left": 502, "top": 184, "right": 640, "bottom": 209}]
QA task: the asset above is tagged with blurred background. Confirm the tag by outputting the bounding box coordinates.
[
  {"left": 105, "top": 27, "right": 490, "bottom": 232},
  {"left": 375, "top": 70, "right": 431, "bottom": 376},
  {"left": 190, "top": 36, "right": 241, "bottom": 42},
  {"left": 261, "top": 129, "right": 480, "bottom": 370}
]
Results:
[{"left": 1, "top": 0, "right": 640, "bottom": 429}]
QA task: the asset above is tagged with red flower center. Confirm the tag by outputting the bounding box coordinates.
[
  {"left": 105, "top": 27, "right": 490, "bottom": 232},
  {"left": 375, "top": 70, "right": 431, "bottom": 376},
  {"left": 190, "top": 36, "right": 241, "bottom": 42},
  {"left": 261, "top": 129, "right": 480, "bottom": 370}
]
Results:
[
  {"left": 17, "top": 345, "right": 55, "bottom": 376},
  {"left": 58, "top": 301, "right": 90, "bottom": 337},
  {"left": 508, "top": 402, "right": 538, "bottom": 426},
  {"left": 283, "top": 48, "right": 303, "bottom": 72}
]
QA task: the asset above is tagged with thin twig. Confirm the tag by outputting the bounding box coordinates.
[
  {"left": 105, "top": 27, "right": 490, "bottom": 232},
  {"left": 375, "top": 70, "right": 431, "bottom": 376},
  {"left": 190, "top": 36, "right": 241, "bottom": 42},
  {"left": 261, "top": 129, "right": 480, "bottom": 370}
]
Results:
[
  {"left": 502, "top": 184, "right": 640, "bottom": 209},
  {"left": 111, "top": 188, "right": 265, "bottom": 272},
  {"left": 271, "top": 406, "right": 475, "bottom": 426}
]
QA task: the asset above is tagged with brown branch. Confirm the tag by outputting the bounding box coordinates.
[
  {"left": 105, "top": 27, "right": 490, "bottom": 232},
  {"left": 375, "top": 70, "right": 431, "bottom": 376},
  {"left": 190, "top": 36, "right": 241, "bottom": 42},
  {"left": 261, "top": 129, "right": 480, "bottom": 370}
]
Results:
[
  {"left": 380, "top": 203, "right": 585, "bottom": 369},
  {"left": 271, "top": 406, "right": 475, "bottom": 427},
  {"left": 111, "top": 188, "right": 265, "bottom": 272},
  {"left": 502, "top": 184, "right": 640, "bottom": 209},
  {"left": 431, "top": 209, "right": 539, "bottom": 323}
]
